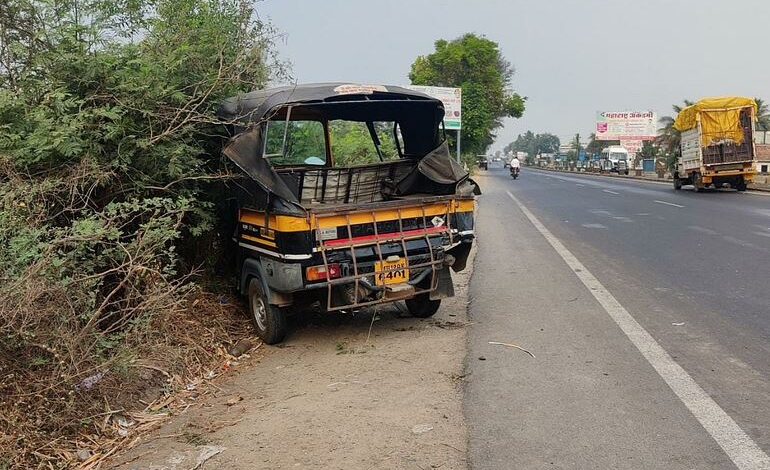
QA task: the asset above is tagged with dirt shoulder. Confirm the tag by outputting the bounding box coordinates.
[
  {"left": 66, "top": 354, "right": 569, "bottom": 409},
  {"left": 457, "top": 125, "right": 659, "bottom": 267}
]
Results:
[{"left": 110, "top": 249, "right": 475, "bottom": 470}]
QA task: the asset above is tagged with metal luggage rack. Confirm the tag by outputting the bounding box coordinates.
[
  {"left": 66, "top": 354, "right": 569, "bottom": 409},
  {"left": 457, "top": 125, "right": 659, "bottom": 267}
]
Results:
[{"left": 314, "top": 202, "right": 455, "bottom": 312}]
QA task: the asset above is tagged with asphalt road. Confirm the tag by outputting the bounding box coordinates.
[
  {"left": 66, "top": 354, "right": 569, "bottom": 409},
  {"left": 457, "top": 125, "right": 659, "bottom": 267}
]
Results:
[{"left": 465, "top": 165, "right": 770, "bottom": 469}]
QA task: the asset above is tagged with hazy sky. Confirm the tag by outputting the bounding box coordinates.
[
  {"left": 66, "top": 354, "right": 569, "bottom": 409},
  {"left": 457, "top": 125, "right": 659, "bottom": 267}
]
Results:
[{"left": 259, "top": 0, "right": 770, "bottom": 151}]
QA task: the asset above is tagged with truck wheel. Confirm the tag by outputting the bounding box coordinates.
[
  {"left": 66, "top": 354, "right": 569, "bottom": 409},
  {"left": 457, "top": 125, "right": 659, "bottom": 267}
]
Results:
[
  {"left": 405, "top": 293, "right": 441, "bottom": 318},
  {"left": 248, "top": 278, "right": 287, "bottom": 344},
  {"left": 736, "top": 179, "right": 748, "bottom": 191},
  {"left": 673, "top": 178, "right": 682, "bottom": 190}
]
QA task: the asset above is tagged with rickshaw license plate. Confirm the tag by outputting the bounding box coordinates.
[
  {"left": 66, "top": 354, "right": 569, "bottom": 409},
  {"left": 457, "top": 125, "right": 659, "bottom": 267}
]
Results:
[{"left": 375, "top": 258, "right": 410, "bottom": 286}]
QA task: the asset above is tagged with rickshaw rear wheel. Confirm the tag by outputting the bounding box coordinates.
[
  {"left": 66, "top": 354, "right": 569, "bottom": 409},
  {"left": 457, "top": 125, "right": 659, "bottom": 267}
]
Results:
[
  {"left": 248, "top": 278, "right": 287, "bottom": 344},
  {"left": 405, "top": 293, "right": 441, "bottom": 318}
]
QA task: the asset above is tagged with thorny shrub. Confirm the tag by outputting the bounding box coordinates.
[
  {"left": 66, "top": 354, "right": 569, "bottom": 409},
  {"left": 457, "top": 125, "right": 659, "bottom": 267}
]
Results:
[{"left": 0, "top": 0, "right": 287, "bottom": 467}]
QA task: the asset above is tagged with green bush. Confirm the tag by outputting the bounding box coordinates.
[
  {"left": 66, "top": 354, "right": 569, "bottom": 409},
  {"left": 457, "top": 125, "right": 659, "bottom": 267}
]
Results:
[{"left": 0, "top": 0, "right": 285, "bottom": 466}]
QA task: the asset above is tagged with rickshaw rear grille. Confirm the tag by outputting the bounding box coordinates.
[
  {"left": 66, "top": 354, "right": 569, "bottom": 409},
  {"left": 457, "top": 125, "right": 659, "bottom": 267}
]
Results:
[{"left": 314, "top": 202, "right": 455, "bottom": 311}]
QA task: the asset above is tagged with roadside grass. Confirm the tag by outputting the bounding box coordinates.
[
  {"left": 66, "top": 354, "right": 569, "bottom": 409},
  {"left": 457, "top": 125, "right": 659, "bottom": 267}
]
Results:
[{"left": 0, "top": 288, "right": 254, "bottom": 468}]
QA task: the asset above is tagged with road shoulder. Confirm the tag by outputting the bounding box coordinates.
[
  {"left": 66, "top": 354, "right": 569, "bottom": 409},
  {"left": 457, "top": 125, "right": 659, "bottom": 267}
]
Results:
[
  {"left": 110, "top": 250, "right": 476, "bottom": 469},
  {"left": 464, "top": 173, "right": 734, "bottom": 469}
]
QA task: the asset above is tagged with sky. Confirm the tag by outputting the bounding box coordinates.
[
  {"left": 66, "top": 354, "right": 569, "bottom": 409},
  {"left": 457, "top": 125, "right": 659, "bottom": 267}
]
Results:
[{"left": 258, "top": 0, "right": 770, "bottom": 152}]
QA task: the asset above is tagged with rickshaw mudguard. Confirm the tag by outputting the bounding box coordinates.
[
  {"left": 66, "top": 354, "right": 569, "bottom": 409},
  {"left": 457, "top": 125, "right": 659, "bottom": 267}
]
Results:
[
  {"left": 240, "top": 257, "right": 298, "bottom": 306},
  {"left": 446, "top": 240, "right": 473, "bottom": 273},
  {"left": 429, "top": 266, "right": 455, "bottom": 301}
]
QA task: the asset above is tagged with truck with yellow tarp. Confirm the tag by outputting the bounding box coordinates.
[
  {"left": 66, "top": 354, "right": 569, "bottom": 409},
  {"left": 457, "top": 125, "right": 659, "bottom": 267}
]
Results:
[
  {"left": 217, "top": 84, "right": 478, "bottom": 343},
  {"left": 673, "top": 97, "right": 757, "bottom": 191}
]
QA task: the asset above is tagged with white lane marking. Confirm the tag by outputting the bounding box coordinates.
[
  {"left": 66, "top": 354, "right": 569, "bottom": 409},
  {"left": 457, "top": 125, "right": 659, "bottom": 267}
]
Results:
[
  {"left": 581, "top": 223, "right": 607, "bottom": 229},
  {"left": 654, "top": 200, "right": 685, "bottom": 208},
  {"left": 688, "top": 225, "right": 718, "bottom": 236},
  {"left": 576, "top": 183, "right": 585, "bottom": 187},
  {"left": 602, "top": 189, "right": 620, "bottom": 195},
  {"left": 506, "top": 190, "right": 770, "bottom": 470},
  {"left": 589, "top": 209, "right": 612, "bottom": 216},
  {"left": 528, "top": 168, "right": 770, "bottom": 196},
  {"left": 722, "top": 236, "right": 752, "bottom": 247}
]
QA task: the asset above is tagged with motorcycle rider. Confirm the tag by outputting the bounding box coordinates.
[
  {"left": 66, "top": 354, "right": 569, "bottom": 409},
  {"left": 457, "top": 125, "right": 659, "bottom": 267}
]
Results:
[{"left": 510, "top": 155, "right": 521, "bottom": 175}]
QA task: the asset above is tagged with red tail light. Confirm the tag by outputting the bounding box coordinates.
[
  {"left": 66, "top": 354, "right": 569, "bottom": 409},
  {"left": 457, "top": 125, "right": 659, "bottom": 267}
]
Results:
[{"left": 306, "top": 264, "right": 342, "bottom": 282}]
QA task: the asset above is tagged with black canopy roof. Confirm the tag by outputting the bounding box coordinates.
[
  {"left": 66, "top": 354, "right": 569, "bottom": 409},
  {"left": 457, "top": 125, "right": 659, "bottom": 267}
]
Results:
[
  {"left": 219, "top": 84, "right": 472, "bottom": 209},
  {"left": 218, "top": 82, "right": 445, "bottom": 124}
]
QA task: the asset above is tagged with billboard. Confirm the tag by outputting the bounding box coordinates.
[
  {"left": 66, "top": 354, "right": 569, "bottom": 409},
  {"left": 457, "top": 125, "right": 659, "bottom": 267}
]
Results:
[
  {"left": 596, "top": 111, "right": 657, "bottom": 140},
  {"left": 406, "top": 85, "right": 462, "bottom": 130},
  {"left": 619, "top": 138, "right": 644, "bottom": 158}
]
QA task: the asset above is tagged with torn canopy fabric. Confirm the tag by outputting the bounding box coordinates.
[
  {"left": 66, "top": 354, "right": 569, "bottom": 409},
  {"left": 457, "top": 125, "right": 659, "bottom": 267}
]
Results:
[
  {"left": 674, "top": 97, "right": 757, "bottom": 147},
  {"left": 392, "top": 141, "right": 477, "bottom": 196},
  {"left": 222, "top": 127, "right": 300, "bottom": 204}
]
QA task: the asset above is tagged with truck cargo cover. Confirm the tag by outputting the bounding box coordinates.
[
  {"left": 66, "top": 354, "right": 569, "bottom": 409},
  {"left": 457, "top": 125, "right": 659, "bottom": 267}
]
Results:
[{"left": 674, "top": 97, "right": 757, "bottom": 147}]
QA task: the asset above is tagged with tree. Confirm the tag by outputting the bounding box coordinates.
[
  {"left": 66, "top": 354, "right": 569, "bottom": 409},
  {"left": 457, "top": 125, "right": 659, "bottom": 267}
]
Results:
[
  {"left": 506, "top": 131, "right": 535, "bottom": 156},
  {"left": 505, "top": 132, "right": 559, "bottom": 161},
  {"left": 534, "top": 133, "right": 560, "bottom": 155},
  {"left": 755, "top": 97, "right": 770, "bottom": 131},
  {"left": 567, "top": 133, "right": 581, "bottom": 162},
  {"left": 637, "top": 141, "right": 669, "bottom": 176},
  {"left": 409, "top": 33, "right": 526, "bottom": 155},
  {"left": 0, "top": 0, "right": 284, "bottom": 465},
  {"left": 635, "top": 140, "right": 655, "bottom": 168},
  {"left": 657, "top": 100, "right": 693, "bottom": 155},
  {"left": 330, "top": 121, "right": 398, "bottom": 166},
  {"left": 637, "top": 141, "right": 658, "bottom": 159},
  {"left": 585, "top": 133, "right": 616, "bottom": 158}
]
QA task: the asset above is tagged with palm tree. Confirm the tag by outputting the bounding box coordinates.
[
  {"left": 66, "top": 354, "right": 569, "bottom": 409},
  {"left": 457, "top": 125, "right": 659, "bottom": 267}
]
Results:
[
  {"left": 656, "top": 100, "right": 694, "bottom": 169},
  {"left": 585, "top": 132, "right": 615, "bottom": 158},
  {"left": 754, "top": 97, "right": 770, "bottom": 131}
]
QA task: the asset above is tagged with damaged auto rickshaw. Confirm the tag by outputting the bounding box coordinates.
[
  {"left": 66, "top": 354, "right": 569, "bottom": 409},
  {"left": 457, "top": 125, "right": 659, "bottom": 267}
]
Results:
[{"left": 218, "top": 83, "right": 478, "bottom": 344}]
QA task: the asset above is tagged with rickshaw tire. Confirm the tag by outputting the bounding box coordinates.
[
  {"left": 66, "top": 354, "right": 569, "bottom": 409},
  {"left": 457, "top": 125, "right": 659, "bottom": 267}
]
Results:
[
  {"left": 405, "top": 294, "right": 441, "bottom": 318},
  {"left": 248, "top": 278, "right": 287, "bottom": 345}
]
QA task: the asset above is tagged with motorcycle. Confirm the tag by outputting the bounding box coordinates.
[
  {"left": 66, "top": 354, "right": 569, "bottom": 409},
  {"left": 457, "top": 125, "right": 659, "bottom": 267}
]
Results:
[{"left": 510, "top": 166, "right": 520, "bottom": 180}]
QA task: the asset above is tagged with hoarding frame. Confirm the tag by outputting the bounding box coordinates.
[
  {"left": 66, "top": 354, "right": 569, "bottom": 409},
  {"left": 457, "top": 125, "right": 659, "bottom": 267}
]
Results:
[
  {"left": 596, "top": 111, "right": 657, "bottom": 141},
  {"left": 406, "top": 85, "right": 463, "bottom": 162}
]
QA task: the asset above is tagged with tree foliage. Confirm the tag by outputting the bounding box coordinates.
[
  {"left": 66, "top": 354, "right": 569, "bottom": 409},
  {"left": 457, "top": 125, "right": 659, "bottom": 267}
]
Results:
[
  {"left": 504, "top": 131, "right": 559, "bottom": 161},
  {"left": 754, "top": 97, "right": 770, "bottom": 131},
  {"left": 330, "top": 121, "right": 399, "bottom": 167},
  {"left": 409, "top": 33, "right": 526, "bottom": 155},
  {"left": 0, "top": 0, "right": 284, "bottom": 465},
  {"left": 657, "top": 100, "right": 694, "bottom": 170},
  {"left": 585, "top": 133, "right": 617, "bottom": 157},
  {"left": 657, "top": 100, "right": 694, "bottom": 153},
  {"left": 566, "top": 133, "right": 581, "bottom": 162}
]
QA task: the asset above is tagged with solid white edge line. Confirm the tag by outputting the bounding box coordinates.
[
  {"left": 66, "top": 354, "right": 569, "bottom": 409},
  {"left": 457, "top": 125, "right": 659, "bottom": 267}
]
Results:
[
  {"left": 506, "top": 189, "right": 770, "bottom": 470},
  {"left": 654, "top": 200, "right": 685, "bottom": 208},
  {"left": 524, "top": 167, "right": 770, "bottom": 196}
]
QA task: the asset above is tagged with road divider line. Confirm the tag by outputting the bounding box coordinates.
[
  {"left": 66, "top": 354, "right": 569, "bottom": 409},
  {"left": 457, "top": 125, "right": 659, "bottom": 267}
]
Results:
[
  {"left": 602, "top": 189, "right": 620, "bottom": 195},
  {"left": 654, "top": 200, "right": 685, "bottom": 208},
  {"left": 506, "top": 189, "right": 770, "bottom": 470}
]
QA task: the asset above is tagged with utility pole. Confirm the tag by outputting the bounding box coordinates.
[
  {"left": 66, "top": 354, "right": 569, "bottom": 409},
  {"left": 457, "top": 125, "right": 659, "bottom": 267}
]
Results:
[
  {"left": 457, "top": 129, "right": 461, "bottom": 164},
  {"left": 573, "top": 133, "right": 581, "bottom": 169}
]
